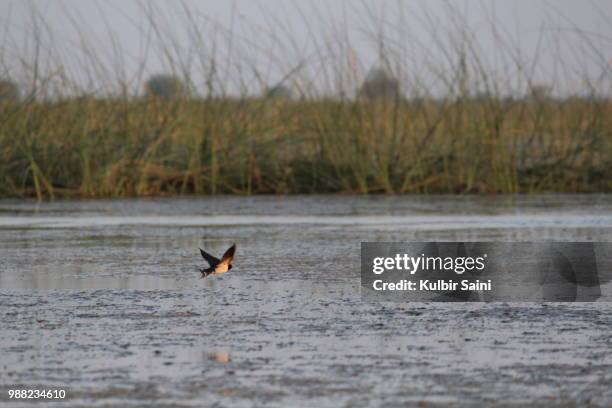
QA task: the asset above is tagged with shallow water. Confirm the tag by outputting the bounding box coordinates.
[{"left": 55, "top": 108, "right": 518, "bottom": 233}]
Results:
[{"left": 0, "top": 195, "right": 611, "bottom": 407}]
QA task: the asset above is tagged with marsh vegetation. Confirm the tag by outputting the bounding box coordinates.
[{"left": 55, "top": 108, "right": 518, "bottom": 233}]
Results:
[{"left": 0, "top": 3, "right": 610, "bottom": 198}]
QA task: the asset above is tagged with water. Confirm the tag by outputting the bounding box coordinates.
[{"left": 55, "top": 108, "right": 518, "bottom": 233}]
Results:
[{"left": 0, "top": 195, "right": 611, "bottom": 407}]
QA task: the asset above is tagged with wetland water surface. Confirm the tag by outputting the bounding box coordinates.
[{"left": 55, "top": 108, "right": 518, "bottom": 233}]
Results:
[{"left": 0, "top": 195, "right": 611, "bottom": 407}]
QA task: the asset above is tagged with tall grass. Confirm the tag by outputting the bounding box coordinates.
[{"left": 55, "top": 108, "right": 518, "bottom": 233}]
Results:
[{"left": 0, "top": 2, "right": 611, "bottom": 198}]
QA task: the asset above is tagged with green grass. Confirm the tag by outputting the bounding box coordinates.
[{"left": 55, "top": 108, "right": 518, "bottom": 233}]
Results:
[
  {"left": 0, "top": 95, "right": 610, "bottom": 198},
  {"left": 1, "top": 2, "right": 611, "bottom": 198}
]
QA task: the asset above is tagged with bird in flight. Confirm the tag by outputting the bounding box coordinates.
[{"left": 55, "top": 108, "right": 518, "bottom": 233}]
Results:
[{"left": 199, "top": 243, "right": 236, "bottom": 278}]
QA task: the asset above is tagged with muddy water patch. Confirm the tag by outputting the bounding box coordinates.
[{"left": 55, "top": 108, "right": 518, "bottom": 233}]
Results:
[{"left": 0, "top": 196, "right": 611, "bottom": 406}]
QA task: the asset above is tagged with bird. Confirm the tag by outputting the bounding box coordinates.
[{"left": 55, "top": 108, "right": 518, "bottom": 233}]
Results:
[{"left": 199, "top": 243, "right": 236, "bottom": 278}]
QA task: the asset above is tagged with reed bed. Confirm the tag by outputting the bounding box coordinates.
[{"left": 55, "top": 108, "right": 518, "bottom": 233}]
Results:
[{"left": 0, "top": 2, "right": 611, "bottom": 198}]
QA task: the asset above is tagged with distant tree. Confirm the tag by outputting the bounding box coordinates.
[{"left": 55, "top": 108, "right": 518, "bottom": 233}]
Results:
[
  {"left": 144, "top": 74, "right": 187, "bottom": 99},
  {"left": 0, "top": 79, "right": 19, "bottom": 101},
  {"left": 264, "top": 84, "right": 292, "bottom": 99},
  {"left": 528, "top": 84, "right": 553, "bottom": 101},
  {"left": 358, "top": 67, "right": 401, "bottom": 101}
]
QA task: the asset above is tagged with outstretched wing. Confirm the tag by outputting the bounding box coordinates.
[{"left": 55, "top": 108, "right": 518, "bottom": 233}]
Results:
[
  {"left": 200, "top": 248, "right": 221, "bottom": 267},
  {"left": 215, "top": 243, "right": 236, "bottom": 272},
  {"left": 220, "top": 243, "right": 236, "bottom": 264}
]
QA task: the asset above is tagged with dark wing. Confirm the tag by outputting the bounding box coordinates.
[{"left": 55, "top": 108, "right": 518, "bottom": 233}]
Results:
[
  {"left": 219, "top": 243, "right": 236, "bottom": 266},
  {"left": 200, "top": 248, "right": 221, "bottom": 267}
]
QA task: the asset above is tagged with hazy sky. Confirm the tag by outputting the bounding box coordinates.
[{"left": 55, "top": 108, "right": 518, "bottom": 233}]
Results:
[{"left": 1, "top": 0, "right": 611, "bottom": 97}]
